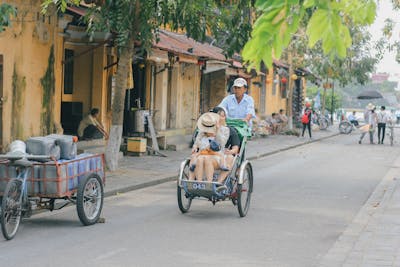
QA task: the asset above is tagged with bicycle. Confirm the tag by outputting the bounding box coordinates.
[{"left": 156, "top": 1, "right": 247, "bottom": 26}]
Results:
[
  {"left": 0, "top": 153, "right": 105, "bottom": 240},
  {"left": 339, "top": 119, "right": 357, "bottom": 134},
  {"left": 312, "top": 112, "right": 329, "bottom": 130},
  {"left": 0, "top": 155, "right": 49, "bottom": 240}
]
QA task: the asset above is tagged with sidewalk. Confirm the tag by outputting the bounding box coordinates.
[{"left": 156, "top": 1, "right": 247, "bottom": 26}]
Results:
[
  {"left": 320, "top": 153, "right": 400, "bottom": 267},
  {"left": 104, "top": 126, "right": 339, "bottom": 196}
]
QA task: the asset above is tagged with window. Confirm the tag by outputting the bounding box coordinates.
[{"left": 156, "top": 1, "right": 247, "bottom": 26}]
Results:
[{"left": 64, "top": 49, "right": 74, "bottom": 94}]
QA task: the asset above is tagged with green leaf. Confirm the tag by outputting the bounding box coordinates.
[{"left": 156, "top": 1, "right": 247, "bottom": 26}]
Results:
[
  {"left": 303, "top": 0, "right": 316, "bottom": 8},
  {"left": 307, "top": 10, "right": 329, "bottom": 47}
]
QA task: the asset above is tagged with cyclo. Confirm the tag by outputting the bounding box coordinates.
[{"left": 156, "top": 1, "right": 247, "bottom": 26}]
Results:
[{"left": 177, "top": 119, "right": 254, "bottom": 217}]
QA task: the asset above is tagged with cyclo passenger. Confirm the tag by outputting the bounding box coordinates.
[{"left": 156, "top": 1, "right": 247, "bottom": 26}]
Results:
[
  {"left": 189, "top": 112, "right": 229, "bottom": 182},
  {"left": 188, "top": 108, "right": 240, "bottom": 191}
]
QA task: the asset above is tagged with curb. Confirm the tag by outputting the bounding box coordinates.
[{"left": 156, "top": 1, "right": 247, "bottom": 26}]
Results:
[
  {"left": 319, "top": 153, "right": 400, "bottom": 266},
  {"left": 104, "top": 175, "right": 177, "bottom": 197},
  {"left": 104, "top": 132, "right": 340, "bottom": 197}
]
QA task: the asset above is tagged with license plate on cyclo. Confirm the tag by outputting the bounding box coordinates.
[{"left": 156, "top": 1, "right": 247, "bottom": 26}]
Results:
[{"left": 192, "top": 183, "right": 206, "bottom": 190}]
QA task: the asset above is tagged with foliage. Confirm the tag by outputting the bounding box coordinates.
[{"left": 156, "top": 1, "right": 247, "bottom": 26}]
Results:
[
  {"left": 42, "top": 0, "right": 254, "bottom": 58},
  {"left": 306, "top": 84, "right": 342, "bottom": 112},
  {"left": 304, "top": 25, "right": 378, "bottom": 87},
  {"left": 0, "top": 3, "right": 17, "bottom": 32},
  {"left": 242, "top": 0, "right": 376, "bottom": 70},
  {"left": 376, "top": 18, "right": 400, "bottom": 64}
]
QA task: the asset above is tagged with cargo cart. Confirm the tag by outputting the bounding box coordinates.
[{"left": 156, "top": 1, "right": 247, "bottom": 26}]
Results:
[{"left": 0, "top": 153, "right": 105, "bottom": 240}]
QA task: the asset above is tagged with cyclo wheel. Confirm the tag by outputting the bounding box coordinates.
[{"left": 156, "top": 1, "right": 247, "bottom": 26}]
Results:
[
  {"left": 237, "top": 163, "right": 253, "bottom": 217},
  {"left": 76, "top": 173, "right": 104, "bottom": 226},
  {"left": 1, "top": 179, "right": 23, "bottom": 240},
  {"left": 177, "top": 161, "right": 192, "bottom": 213}
]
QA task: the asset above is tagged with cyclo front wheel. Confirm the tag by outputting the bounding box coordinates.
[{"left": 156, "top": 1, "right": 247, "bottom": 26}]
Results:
[
  {"left": 237, "top": 163, "right": 253, "bottom": 217},
  {"left": 177, "top": 161, "right": 192, "bottom": 213},
  {"left": 76, "top": 173, "right": 104, "bottom": 226},
  {"left": 1, "top": 179, "right": 23, "bottom": 240}
]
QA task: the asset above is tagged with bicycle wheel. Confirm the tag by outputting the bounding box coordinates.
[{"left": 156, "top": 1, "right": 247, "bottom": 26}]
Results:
[
  {"left": 1, "top": 179, "right": 23, "bottom": 240},
  {"left": 339, "top": 121, "right": 352, "bottom": 134},
  {"left": 319, "top": 118, "right": 328, "bottom": 130},
  {"left": 237, "top": 163, "right": 253, "bottom": 217},
  {"left": 177, "top": 161, "right": 192, "bottom": 213},
  {"left": 76, "top": 173, "right": 104, "bottom": 226}
]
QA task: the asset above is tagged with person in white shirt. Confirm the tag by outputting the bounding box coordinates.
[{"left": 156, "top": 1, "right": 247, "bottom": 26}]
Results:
[
  {"left": 347, "top": 111, "right": 359, "bottom": 126},
  {"left": 377, "top": 106, "right": 390, "bottom": 144},
  {"left": 218, "top": 77, "right": 256, "bottom": 126},
  {"left": 77, "top": 108, "right": 109, "bottom": 140}
]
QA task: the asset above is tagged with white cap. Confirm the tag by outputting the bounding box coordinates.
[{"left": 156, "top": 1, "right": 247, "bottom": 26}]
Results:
[{"left": 232, "top": 78, "right": 247, "bottom": 88}]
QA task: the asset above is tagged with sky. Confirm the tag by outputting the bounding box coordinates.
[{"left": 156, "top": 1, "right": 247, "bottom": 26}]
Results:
[{"left": 369, "top": 0, "right": 400, "bottom": 76}]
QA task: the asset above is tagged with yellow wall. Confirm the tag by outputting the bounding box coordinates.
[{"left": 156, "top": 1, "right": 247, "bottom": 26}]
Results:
[
  {"left": 0, "top": 0, "right": 61, "bottom": 149},
  {"left": 265, "top": 73, "right": 288, "bottom": 116},
  {"left": 0, "top": 1, "right": 112, "bottom": 150}
]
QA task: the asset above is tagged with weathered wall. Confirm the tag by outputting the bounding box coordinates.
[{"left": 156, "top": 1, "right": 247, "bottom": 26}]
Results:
[
  {"left": 153, "top": 64, "right": 168, "bottom": 130},
  {"left": 202, "top": 70, "right": 226, "bottom": 113},
  {"left": 249, "top": 76, "right": 261, "bottom": 115},
  {"left": 177, "top": 63, "right": 200, "bottom": 132},
  {"left": 0, "top": 0, "right": 61, "bottom": 148}
]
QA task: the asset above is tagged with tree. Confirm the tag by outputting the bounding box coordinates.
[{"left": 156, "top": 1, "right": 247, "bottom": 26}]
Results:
[
  {"left": 42, "top": 0, "right": 254, "bottom": 170},
  {"left": 242, "top": 0, "right": 376, "bottom": 70},
  {"left": 0, "top": 3, "right": 17, "bottom": 32}
]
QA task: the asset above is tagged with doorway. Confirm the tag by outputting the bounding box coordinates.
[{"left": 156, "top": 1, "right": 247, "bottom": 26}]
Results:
[{"left": 123, "top": 62, "right": 147, "bottom": 136}]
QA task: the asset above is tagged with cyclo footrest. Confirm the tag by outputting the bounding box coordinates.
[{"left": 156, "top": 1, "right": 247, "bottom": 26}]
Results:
[{"left": 182, "top": 180, "right": 223, "bottom": 199}]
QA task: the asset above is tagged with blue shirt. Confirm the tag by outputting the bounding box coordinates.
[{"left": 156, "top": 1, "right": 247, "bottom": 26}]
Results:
[
  {"left": 218, "top": 94, "right": 256, "bottom": 123},
  {"left": 348, "top": 114, "right": 356, "bottom": 121}
]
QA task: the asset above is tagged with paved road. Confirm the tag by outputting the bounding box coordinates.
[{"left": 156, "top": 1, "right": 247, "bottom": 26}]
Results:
[{"left": 1, "top": 133, "right": 399, "bottom": 267}]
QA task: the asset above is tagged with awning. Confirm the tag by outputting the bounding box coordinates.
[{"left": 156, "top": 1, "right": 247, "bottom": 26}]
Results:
[
  {"left": 226, "top": 67, "right": 252, "bottom": 79},
  {"left": 147, "top": 49, "right": 169, "bottom": 64},
  {"left": 203, "top": 60, "right": 230, "bottom": 74}
]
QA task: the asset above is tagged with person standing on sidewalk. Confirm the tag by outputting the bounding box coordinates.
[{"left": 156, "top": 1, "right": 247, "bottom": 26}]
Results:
[
  {"left": 218, "top": 77, "right": 256, "bottom": 126},
  {"left": 377, "top": 106, "right": 389, "bottom": 144},
  {"left": 301, "top": 103, "right": 313, "bottom": 138},
  {"left": 359, "top": 103, "right": 378, "bottom": 144}
]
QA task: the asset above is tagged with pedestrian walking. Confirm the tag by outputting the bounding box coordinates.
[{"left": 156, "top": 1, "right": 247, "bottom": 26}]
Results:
[
  {"left": 377, "top": 106, "right": 390, "bottom": 144},
  {"left": 301, "top": 102, "right": 313, "bottom": 138},
  {"left": 359, "top": 103, "right": 378, "bottom": 144}
]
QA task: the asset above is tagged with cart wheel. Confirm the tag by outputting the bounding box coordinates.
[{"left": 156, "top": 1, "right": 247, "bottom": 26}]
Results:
[
  {"left": 237, "top": 163, "right": 253, "bottom": 217},
  {"left": 76, "top": 173, "right": 104, "bottom": 226},
  {"left": 1, "top": 179, "right": 23, "bottom": 240},
  {"left": 177, "top": 161, "right": 192, "bottom": 213}
]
